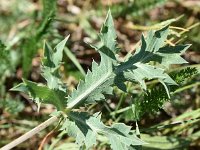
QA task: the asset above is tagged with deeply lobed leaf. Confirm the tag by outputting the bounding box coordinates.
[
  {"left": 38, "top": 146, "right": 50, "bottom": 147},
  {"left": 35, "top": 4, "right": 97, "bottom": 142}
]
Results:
[
  {"left": 67, "top": 10, "right": 118, "bottom": 109},
  {"left": 12, "top": 37, "right": 69, "bottom": 110},
  {"left": 115, "top": 26, "right": 187, "bottom": 95},
  {"left": 61, "top": 112, "right": 146, "bottom": 150}
]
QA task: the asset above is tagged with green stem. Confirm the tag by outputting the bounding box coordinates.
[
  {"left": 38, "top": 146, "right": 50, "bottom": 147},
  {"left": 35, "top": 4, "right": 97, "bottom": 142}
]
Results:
[
  {"left": 115, "top": 93, "right": 126, "bottom": 111},
  {"left": 111, "top": 105, "right": 132, "bottom": 116},
  {"left": 173, "top": 82, "right": 200, "bottom": 94},
  {"left": 169, "top": 64, "right": 200, "bottom": 72}
]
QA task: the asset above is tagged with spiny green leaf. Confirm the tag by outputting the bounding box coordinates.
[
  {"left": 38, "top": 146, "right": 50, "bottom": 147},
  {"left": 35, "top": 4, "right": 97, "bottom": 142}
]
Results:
[
  {"left": 156, "top": 44, "right": 189, "bottom": 67},
  {"left": 122, "top": 63, "right": 176, "bottom": 90},
  {"left": 43, "top": 36, "right": 69, "bottom": 68},
  {"left": 100, "top": 9, "right": 118, "bottom": 53},
  {"left": 116, "top": 26, "right": 189, "bottom": 95},
  {"left": 61, "top": 112, "right": 96, "bottom": 149},
  {"left": 53, "top": 36, "right": 70, "bottom": 66},
  {"left": 89, "top": 9, "right": 119, "bottom": 71},
  {"left": 67, "top": 11, "right": 118, "bottom": 109},
  {"left": 11, "top": 79, "right": 67, "bottom": 111},
  {"left": 10, "top": 83, "right": 29, "bottom": 93},
  {"left": 41, "top": 67, "right": 67, "bottom": 92},
  {"left": 42, "top": 37, "right": 69, "bottom": 91},
  {"left": 12, "top": 37, "right": 69, "bottom": 110},
  {"left": 61, "top": 112, "right": 146, "bottom": 149},
  {"left": 43, "top": 41, "right": 54, "bottom": 68},
  {"left": 87, "top": 113, "right": 146, "bottom": 150},
  {"left": 146, "top": 26, "right": 169, "bottom": 53},
  {"left": 67, "top": 60, "right": 114, "bottom": 109}
]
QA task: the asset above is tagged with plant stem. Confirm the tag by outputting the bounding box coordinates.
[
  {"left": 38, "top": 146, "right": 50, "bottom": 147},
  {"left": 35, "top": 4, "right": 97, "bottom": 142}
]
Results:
[
  {"left": 169, "top": 64, "right": 200, "bottom": 72},
  {"left": 173, "top": 82, "right": 200, "bottom": 94},
  {"left": 0, "top": 116, "right": 58, "bottom": 150}
]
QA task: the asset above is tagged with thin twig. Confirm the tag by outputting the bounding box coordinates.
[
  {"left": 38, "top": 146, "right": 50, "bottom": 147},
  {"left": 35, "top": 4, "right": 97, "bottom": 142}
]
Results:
[
  {"left": 0, "top": 116, "right": 58, "bottom": 150},
  {"left": 38, "top": 117, "right": 63, "bottom": 150},
  {"left": 38, "top": 129, "right": 55, "bottom": 150}
]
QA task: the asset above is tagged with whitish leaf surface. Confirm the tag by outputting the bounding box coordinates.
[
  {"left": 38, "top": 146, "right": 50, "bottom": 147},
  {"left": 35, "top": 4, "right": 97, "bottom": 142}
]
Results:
[
  {"left": 155, "top": 44, "right": 189, "bottom": 67},
  {"left": 99, "top": 9, "right": 118, "bottom": 53},
  {"left": 61, "top": 112, "right": 145, "bottom": 149},
  {"left": 67, "top": 10, "right": 117, "bottom": 109},
  {"left": 115, "top": 26, "right": 189, "bottom": 93},
  {"left": 67, "top": 61, "right": 115, "bottom": 109}
]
